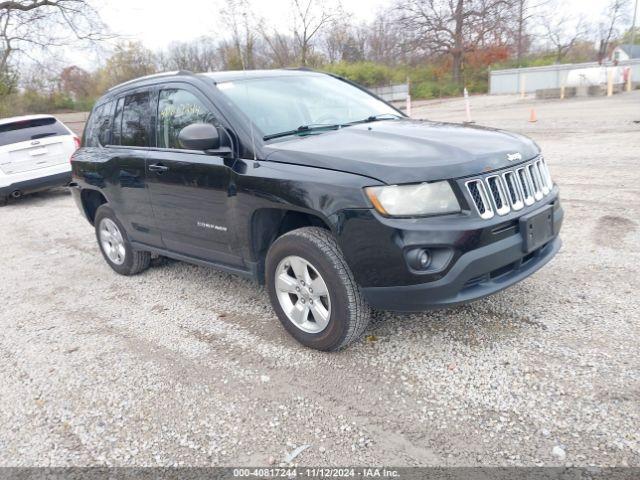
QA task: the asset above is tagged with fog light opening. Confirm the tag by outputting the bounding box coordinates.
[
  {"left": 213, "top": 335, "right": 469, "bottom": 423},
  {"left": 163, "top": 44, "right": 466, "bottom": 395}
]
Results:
[{"left": 407, "top": 248, "right": 432, "bottom": 271}]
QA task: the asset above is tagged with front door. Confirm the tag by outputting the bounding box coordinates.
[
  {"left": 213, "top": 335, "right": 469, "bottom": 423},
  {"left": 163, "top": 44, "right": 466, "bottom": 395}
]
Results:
[
  {"left": 107, "top": 91, "right": 161, "bottom": 248},
  {"left": 146, "top": 86, "right": 239, "bottom": 266}
]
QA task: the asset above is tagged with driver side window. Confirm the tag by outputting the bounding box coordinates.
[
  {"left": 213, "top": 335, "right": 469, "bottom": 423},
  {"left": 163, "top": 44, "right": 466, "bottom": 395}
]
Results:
[{"left": 157, "top": 89, "right": 217, "bottom": 149}]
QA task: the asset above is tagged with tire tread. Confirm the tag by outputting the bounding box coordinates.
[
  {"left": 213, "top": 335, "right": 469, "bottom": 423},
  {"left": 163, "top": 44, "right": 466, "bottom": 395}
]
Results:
[{"left": 278, "top": 227, "right": 370, "bottom": 350}]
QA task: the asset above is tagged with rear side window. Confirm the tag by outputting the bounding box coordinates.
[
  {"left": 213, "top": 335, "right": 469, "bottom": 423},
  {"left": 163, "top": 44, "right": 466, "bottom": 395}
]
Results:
[
  {"left": 157, "top": 89, "right": 218, "bottom": 149},
  {"left": 0, "top": 117, "right": 69, "bottom": 147},
  {"left": 84, "top": 101, "right": 115, "bottom": 147},
  {"left": 120, "top": 92, "right": 151, "bottom": 147}
]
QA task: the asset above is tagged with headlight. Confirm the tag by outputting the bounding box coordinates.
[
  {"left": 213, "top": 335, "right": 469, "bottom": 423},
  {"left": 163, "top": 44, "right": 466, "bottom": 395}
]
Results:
[{"left": 365, "top": 181, "right": 460, "bottom": 217}]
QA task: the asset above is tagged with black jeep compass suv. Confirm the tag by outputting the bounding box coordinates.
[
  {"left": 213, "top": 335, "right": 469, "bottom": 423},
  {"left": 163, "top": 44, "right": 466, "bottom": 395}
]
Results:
[{"left": 70, "top": 69, "right": 563, "bottom": 351}]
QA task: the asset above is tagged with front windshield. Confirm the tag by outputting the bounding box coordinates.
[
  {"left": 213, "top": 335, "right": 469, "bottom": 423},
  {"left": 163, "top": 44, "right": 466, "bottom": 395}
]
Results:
[{"left": 216, "top": 74, "right": 400, "bottom": 139}]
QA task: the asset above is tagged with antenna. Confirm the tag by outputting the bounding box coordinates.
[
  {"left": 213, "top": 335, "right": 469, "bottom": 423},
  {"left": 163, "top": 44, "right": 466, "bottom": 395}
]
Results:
[{"left": 239, "top": 12, "right": 258, "bottom": 162}]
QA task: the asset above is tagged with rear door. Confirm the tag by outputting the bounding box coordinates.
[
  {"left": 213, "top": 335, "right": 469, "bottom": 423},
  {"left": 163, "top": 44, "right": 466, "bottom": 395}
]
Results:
[
  {"left": 146, "top": 85, "right": 239, "bottom": 265},
  {"left": 0, "top": 117, "right": 75, "bottom": 176}
]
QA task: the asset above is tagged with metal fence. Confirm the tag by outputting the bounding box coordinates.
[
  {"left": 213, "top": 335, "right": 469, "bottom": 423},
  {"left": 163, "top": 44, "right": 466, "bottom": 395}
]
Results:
[
  {"left": 489, "top": 60, "right": 640, "bottom": 94},
  {"left": 370, "top": 83, "right": 409, "bottom": 102}
]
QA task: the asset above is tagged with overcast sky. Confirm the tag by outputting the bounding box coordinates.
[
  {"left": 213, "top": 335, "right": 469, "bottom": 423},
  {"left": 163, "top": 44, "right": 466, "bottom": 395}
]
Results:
[{"left": 69, "top": 0, "right": 623, "bottom": 68}]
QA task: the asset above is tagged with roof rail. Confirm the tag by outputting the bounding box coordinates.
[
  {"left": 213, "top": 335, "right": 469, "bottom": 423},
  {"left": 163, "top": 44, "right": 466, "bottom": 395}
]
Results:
[
  {"left": 284, "top": 67, "right": 315, "bottom": 72},
  {"left": 107, "top": 70, "right": 194, "bottom": 92}
]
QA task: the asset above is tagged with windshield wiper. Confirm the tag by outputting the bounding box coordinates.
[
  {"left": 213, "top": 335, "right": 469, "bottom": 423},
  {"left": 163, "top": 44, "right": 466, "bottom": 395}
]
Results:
[
  {"left": 263, "top": 114, "right": 402, "bottom": 141},
  {"left": 263, "top": 124, "right": 342, "bottom": 141},
  {"left": 346, "top": 113, "right": 403, "bottom": 126}
]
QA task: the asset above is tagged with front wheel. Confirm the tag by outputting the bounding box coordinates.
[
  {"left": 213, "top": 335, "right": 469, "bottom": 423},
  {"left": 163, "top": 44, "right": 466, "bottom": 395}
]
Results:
[{"left": 266, "top": 227, "right": 370, "bottom": 351}]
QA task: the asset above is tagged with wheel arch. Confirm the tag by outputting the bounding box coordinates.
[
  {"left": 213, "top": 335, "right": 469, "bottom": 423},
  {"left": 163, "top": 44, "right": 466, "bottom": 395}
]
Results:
[
  {"left": 250, "top": 208, "right": 334, "bottom": 283},
  {"left": 80, "top": 189, "right": 108, "bottom": 225}
]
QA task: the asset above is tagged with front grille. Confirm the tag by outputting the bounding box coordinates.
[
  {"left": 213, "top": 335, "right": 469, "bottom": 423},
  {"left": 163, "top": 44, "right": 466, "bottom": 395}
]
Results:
[{"left": 465, "top": 157, "right": 553, "bottom": 219}]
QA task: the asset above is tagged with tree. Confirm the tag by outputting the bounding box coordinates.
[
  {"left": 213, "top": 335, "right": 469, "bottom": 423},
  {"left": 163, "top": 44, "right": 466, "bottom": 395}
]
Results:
[
  {"left": 322, "top": 20, "right": 366, "bottom": 63},
  {"left": 539, "top": 8, "right": 588, "bottom": 62},
  {"left": 511, "top": 0, "right": 547, "bottom": 65},
  {"left": 260, "top": 31, "right": 297, "bottom": 68},
  {"left": 95, "top": 41, "right": 156, "bottom": 91},
  {"left": 291, "top": 0, "right": 339, "bottom": 65},
  {"left": 621, "top": 26, "right": 640, "bottom": 44},
  {"left": 157, "top": 37, "right": 221, "bottom": 73},
  {"left": 597, "top": 0, "right": 629, "bottom": 63},
  {"left": 395, "top": 0, "right": 515, "bottom": 85},
  {"left": 0, "top": 0, "right": 109, "bottom": 75},
  {"left": 221, "top": 0, "right": 258, "bottom": 69},
  {"left": 365, "top": 11, "right": 406, "bottom": 66},
  {"left": 59, "top": 65, "right": 91, "bottom": 100}
]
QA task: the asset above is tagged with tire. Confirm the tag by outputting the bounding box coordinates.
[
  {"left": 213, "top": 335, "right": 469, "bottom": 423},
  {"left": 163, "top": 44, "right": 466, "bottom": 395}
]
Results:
[
  {"left": 0, "top": 196, "right": 7, "bottom": 207},
  {"left": 94, "top": 204, "right": 150, "bottom": 276},
  {"left": 266, "top": 227, "right": 370, "bottom": 351}
]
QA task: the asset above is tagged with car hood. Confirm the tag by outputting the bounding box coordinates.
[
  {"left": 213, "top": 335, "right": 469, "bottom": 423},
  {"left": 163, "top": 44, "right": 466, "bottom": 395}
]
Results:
[{"left": 263, "top": 120, "right": 540, "bottom": 185}]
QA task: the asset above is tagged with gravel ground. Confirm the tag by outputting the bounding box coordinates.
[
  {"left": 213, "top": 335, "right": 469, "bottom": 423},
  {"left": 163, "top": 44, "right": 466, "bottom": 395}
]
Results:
[{"left": 1, "top": 91, "right": 639, "bottom": 467}]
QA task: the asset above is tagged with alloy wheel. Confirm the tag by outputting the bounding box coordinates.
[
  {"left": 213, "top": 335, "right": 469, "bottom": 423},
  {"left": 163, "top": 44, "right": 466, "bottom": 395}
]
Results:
[
  {"left": 275, "top": 255, "right": 331, "bottom": 333},
  {"left": 99, "top": 218, "right": 126, "bottom": 265}
]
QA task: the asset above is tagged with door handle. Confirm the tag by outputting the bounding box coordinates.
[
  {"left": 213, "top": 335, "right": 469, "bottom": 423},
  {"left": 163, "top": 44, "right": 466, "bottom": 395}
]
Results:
[{"left": 148, "top": 163, "right": 169, "bottom": 173}]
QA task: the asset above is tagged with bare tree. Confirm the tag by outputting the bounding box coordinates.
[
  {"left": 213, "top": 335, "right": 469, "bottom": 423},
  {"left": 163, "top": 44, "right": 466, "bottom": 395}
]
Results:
[
  {"left": 597, "top": 0, "right": 629, "bottom": 63},
  {"left": 0, "top": 0, "right": 110, "bottom": 74},
  {"left": 291, "top": 0, "right": 338, "bottom": 65},
  {"left": 158, "top": 37, "right": 221, "bottom": 73},
  {"left": 511, "top": 0, "right": 547, "bottom": 65},
  {"left": 322, "top": 20, "right": 366, "bottom": 63},
  {"left": 365, "top": 11, "right": 406, "bottom": 65},
  {"left": 260, "top": 30, "right": 297, "bottom": 67},
  {"left": 220, "top": 0, "right": 258, "bottom": 69},
  {"left": 395, "top": 0, "right": 515, "bottom": 85},
  {"left": 539, "top": 9, "right": 587, "bottom": 62}
]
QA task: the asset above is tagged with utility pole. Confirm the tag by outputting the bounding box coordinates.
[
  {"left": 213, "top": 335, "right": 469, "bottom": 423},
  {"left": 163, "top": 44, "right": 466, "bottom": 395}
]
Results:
[{"left": 631, "top": 0, "right": 638, "bottom": 46}]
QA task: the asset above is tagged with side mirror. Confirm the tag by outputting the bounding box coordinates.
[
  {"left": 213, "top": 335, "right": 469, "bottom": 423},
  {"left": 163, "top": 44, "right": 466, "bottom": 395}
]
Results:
[{"left": 178, "top": 123, "right": 221, "bottom": 151}]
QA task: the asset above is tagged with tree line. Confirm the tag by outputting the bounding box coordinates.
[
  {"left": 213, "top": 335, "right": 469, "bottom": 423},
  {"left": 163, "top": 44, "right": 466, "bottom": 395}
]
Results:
[{"left": 1, "top": 0, "right": 638, "bottom": 116}]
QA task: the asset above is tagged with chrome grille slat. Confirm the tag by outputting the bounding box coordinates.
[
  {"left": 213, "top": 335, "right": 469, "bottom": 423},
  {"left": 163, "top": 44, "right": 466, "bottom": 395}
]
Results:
[
  {"left": 516, "top": 167, "right": 535, "bottom": 206},
  {"left": 465, "top": 157, "right": 554, "bottom": 219},
  {"left": 486, "top": 175, "right": 511, "bottom": 216},
  {"left": 465, "top": 179, "right": 494, "bottom": 219},
  {"left": 527, "top": 164, "right": 544, "bottom": 200},
  {"left": 538, "top": 158, "right": 553, "bottom": 190},
  {"left": 534, "top": 160, "right": 550, "bottom": 195},
  {"left": 502, "top": 171, "right": 524, "bottom": 210}
]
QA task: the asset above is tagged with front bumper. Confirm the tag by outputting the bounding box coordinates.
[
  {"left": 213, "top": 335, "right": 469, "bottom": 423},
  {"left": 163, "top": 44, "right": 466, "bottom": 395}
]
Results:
[
  {"left": 337, "top": 188, "right": 563, "bottom": 312},
  {"left": 362, "top": 232, "right": 561, "bottom": 312}
]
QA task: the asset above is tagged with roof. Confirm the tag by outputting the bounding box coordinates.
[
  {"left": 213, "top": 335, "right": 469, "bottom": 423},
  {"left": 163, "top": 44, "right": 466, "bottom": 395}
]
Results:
[
  {"left": 0, "top": 114, "right": 56, "bottom": 126},
  {"left": 201, "top": 69, "right": 324, "bottom": 83},
  {"left": 615, "top": 44, "right": 640, "bottom": 59},
  {"left": 104, "top": 69, "right": 325, "bottom": 96}
]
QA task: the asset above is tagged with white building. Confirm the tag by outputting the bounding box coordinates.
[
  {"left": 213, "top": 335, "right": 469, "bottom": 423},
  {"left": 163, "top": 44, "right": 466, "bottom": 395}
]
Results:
[{"left": 612, "top": 44, "right": 640, "bottom": 62}]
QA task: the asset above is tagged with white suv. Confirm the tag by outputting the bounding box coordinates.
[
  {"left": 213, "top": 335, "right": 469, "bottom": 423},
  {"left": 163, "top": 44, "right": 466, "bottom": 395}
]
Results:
[{"left": 0, "top": 115, "right": 78, "bottom": 205}]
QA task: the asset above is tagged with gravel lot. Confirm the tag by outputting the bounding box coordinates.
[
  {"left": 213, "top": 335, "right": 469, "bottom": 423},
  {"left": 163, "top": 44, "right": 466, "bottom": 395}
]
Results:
[{"left": 1, "top": 91, "right": 639, "bottom": 467}]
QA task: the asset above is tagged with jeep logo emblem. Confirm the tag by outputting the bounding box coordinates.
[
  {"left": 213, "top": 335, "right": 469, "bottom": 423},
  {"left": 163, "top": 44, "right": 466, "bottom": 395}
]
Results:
[{"left": 507, "top": 152, "right": 522, "bottom": 161}]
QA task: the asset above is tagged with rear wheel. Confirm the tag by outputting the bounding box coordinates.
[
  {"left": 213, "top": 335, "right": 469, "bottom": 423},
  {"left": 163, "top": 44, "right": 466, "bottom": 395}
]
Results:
[
  {"left": 266, "top": 227, "right": 370, "bottom": 351},
  {"left": 94, "top": 205, "right": 150, "bottom": 275}
]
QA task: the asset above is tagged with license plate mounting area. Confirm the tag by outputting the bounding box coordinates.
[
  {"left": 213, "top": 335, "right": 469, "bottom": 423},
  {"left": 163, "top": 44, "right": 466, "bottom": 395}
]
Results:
[{"left": 519, "top": 205, "right": 554, "bottom": 253}]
